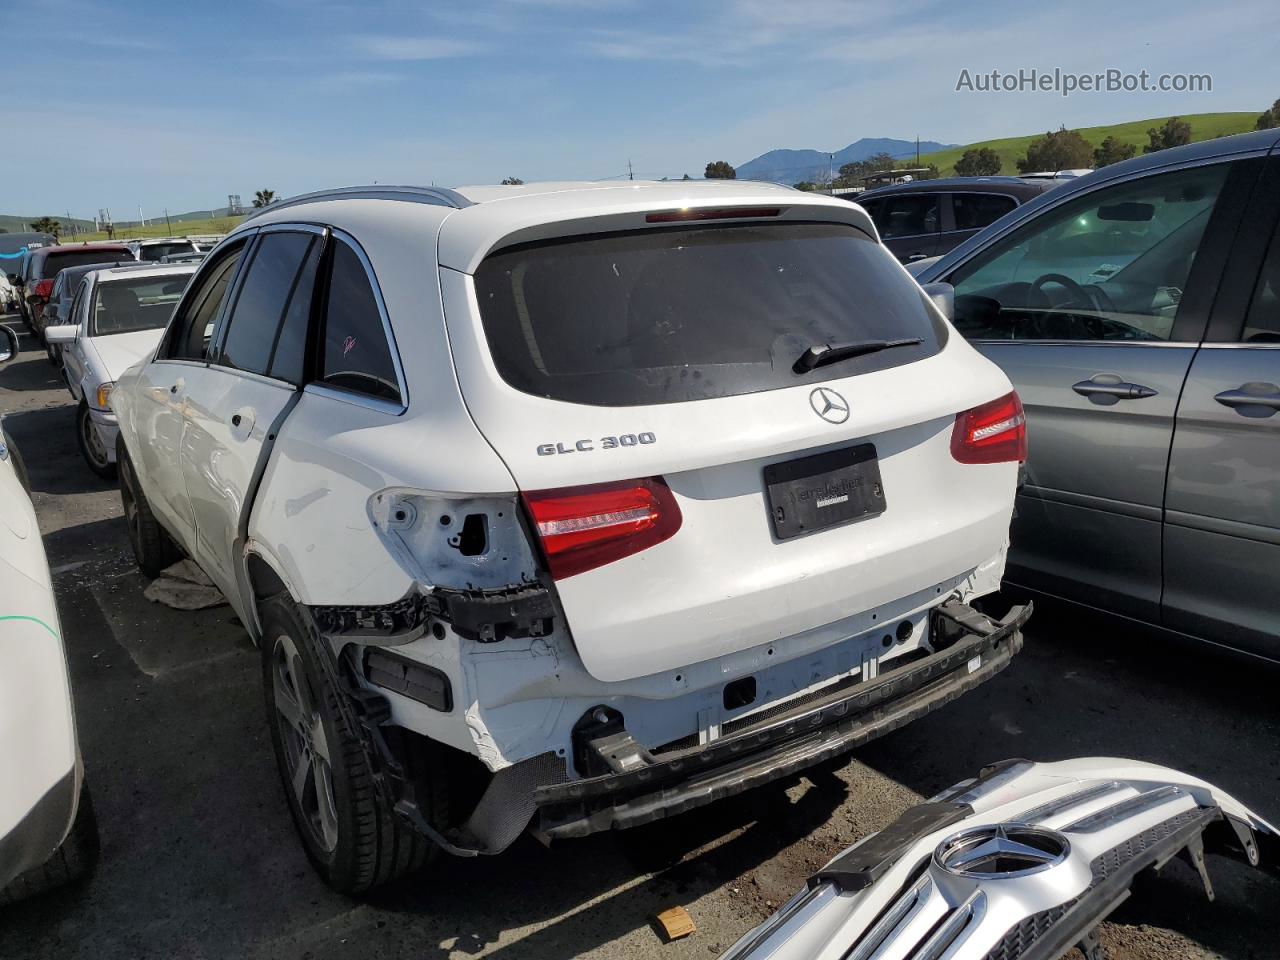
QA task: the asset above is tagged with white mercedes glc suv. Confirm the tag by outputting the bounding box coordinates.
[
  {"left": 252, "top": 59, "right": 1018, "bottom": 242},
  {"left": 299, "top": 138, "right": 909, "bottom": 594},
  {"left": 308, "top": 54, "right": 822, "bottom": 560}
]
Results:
[{"left": 109, "top": 181, "right": 1030, "bottom": 893}]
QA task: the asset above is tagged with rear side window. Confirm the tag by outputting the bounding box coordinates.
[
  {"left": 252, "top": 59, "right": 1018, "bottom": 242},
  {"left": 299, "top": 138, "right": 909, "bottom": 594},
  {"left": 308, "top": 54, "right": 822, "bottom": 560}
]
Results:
[
  {"left": 219, "top": 232, "right": 315, "bottom": 377},
  {"left": 952, "top": 193, "right": 1018, "bottom": 231},
  {"left": 319, "top": 240, "right": 401, "bottom": 404},
  {"left": 868, "top": 195, "right": 940, "bottom": 239},
  {"left": 139, "top": 241, "right": 195, "bottom": 262},
  {"left": 166, "top": 243, "right": 245, "bottom": 361},
  {"left": 473, "top": 221, "right": 944, "bottom": 407},
  {"left": 1245, "top": 215, "right": 1280, "bottom": 343}
]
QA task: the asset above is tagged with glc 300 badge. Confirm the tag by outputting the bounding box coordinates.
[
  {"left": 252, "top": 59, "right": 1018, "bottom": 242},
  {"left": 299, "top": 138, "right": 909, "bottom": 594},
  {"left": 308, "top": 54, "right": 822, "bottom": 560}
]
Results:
[
  {"left": 537, "top": 432, "right": 657, "bottom": 456},
  {"left": 809, "top": 387, "right": 850, "bottom": 424}
]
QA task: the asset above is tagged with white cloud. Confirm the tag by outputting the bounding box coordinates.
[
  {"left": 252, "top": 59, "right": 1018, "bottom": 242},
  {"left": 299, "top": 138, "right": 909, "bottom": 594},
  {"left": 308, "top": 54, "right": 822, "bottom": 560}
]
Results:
[{"left": 349, "top": 34, "right": 486, "bottom": 60}]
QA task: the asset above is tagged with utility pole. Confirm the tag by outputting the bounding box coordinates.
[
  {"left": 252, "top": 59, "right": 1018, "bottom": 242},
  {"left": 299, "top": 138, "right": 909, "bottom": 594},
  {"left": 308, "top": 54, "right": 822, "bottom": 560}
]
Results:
[
  {"left": 828, "top": 153, "right": 834, "bottom": 195},
  {"left": 66, "top": 210, "right": 74, "bottom": 238},
  {"left": 627, "top": 159, "right": 634, "bottom": 181},
  {"left": 164, "top": 208, "right": 172, "bottom": 232},
  {"left": 916, "top": 136, "right": 920, "bottom": 166}
]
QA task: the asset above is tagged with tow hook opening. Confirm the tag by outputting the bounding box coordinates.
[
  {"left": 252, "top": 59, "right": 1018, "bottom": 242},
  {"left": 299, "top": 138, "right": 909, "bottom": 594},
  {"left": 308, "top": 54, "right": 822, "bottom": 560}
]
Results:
[{"left": 724, "top": 676, "right": 757, "bottom": 711}]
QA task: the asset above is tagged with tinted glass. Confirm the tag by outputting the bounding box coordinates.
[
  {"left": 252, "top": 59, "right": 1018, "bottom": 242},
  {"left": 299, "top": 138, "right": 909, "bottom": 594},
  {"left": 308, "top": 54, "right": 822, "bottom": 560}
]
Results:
[
  {"left": 92, "top": 275, "right": 190, "bottom": 336},
  {"left": 871, "top": 195, "right": 939, "bottom": 238},
  {"left": 269, "top": 238, "right": 321, "bottom": 384},
  {"left": 168, "top": 245, "right": 244, "bottom": 360},
  {"left": 219, "top": 233, "right": 313, "bottom": 376},
  {"left": 952, "top": 193, "right": 1017, "bottom": 231},
  {"left": 1245, "top": 216, "right": 1280, "bottom": 344},
  {"left": 37, "top": 249, "right": 133, "bottom": 277},
  {"left": 474, "top": 221, "right": 944, "bottom": 407},
  {"left": 320, "top": 241, "right": 400, "bottom": 403},
  {"left": 949, "top": 164, "right": 1229, "bottom": 342},
  {"left": 139, "top": 241, "right": 196, "bottom": 262}
]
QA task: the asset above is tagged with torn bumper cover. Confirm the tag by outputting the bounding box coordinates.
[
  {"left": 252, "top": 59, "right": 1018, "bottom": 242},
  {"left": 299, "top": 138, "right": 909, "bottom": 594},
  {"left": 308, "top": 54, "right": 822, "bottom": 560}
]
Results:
[
  {"left": 535, "top": 602, "right": 1030, "bottom": 841},
  {"left": 719, "top": 758, "right": 1280, "bottom": 960}
]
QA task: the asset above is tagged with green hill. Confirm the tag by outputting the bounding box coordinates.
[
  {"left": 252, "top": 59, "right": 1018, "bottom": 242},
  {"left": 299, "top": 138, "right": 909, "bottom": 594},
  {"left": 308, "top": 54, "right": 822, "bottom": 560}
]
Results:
[{"left": 921, "top": 112, "right": 1260, "bottom": 176}]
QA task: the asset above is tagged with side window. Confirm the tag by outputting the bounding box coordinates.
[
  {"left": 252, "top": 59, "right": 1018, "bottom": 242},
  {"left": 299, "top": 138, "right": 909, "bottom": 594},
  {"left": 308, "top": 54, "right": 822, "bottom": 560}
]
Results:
[
  {"left": 70, "top": 280, "right": 87, "bottom": 326},
  {"left": 875, "top": 194, "right": 939, "bottom": 239},
  {"left": 218, "top": 232, "right": 315, "bottom": 377},
  {"left": 1245, "top": 216, "right": 1280, "bottom": 343},
  {"left": 950, "top": 164, "right": 1230, "bottom": 342},
  {"left": 319, "top": 240, "right": 401, "bottom": 404},
  {"left": 166, "top": 243, "right": 245, "bottom": 361},
  {"left": 952, "top": 193, "right": 1017, "bottom": 232},
  {"left": 268, "top": 238, "right": 322, "bottom": 384}
]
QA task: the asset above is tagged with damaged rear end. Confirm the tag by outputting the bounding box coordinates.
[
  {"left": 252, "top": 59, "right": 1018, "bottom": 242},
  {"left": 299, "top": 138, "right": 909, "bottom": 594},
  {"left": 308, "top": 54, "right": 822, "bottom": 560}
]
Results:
[{"left": 320, "top": 191, "right": 1030, "bottom": 855}]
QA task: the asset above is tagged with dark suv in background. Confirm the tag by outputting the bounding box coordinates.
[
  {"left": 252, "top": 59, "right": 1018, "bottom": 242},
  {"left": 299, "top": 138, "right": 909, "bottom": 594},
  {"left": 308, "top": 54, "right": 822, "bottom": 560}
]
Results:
[{"left": 853, "top": 177, "right": 1066, "bottom": 263}]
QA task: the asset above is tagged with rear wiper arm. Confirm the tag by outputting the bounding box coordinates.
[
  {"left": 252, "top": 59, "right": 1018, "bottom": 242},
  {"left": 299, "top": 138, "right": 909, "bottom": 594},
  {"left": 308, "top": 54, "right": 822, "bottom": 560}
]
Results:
[{"left": 793, "top": 337, "right": 923, "bottom": 374}]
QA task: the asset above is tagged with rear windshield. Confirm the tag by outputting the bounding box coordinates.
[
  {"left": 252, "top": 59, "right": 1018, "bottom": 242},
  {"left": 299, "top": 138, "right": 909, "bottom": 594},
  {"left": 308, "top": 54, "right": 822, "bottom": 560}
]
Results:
[
  {"left": 473, "top": 221, "right": 944, "bottom": 406},
  {"left": 91, "top": 275, "right": 190, "bottom": 336},
  {"left": 138, "top": 241, "right": 195, "bottom": 261},
  {"left": 38, "top": 249, "right": 131, "bottom": 277}
]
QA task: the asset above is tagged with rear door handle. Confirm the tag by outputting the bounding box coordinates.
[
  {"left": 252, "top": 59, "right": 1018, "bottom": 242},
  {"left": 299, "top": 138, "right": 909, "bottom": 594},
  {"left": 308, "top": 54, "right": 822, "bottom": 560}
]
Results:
[
  {"left": 1214, "top": 382, "right": 1280, "bottom": 416},
  {"left": 1072, "top": 374, "right": 1158, "bottom": 404}
]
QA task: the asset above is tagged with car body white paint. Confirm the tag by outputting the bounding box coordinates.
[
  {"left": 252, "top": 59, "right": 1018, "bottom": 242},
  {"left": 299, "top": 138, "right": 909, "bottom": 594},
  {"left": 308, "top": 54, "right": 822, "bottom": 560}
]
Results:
[
  {"left": 112, "top": 181, "right": 1019, "bottom": 780},
  {"left": 48, "top": 263, "right": 197, "bottom": 465},
  {"left": 0, "top": 429, "right": 81, "bottom": 888}
]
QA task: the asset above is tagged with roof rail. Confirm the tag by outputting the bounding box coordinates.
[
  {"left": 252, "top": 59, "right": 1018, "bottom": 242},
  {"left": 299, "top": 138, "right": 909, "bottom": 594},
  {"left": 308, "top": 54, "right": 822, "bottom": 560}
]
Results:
[{"left": 242, "top": 185, "right": 472, "bottom": 222}]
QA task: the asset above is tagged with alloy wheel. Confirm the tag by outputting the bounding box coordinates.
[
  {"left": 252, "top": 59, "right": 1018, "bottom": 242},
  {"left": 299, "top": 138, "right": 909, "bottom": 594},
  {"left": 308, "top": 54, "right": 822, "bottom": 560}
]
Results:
[{"left": 271, "top": 633, "right": 340, "bottom": 853}]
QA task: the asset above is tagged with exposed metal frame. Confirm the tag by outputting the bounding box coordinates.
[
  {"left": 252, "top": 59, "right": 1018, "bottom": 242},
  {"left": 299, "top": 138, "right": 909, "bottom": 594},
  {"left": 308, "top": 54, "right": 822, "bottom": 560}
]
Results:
[{"left": 242, "top": 185, "right": 472, "bottom": 223}]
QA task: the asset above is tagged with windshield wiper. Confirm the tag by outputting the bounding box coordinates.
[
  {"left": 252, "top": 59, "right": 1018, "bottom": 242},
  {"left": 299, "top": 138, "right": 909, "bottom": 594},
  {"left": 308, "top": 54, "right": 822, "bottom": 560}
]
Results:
[{"left": 793, "top": 337, "right": 923, "bottom": 374}]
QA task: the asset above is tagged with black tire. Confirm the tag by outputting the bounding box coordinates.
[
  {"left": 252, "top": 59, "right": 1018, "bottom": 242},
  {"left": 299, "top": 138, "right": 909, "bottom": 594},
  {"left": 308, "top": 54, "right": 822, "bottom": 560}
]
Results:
[
  {"left": 0, "top": 780, "right": 99, "bottom": 906},
  {"left": 76, "top": 403, "right": 116, "bottom": 480},
  {"left": 117, "top": 437, "right": 180, "bottom": 578},
  {"left": 260, "top": 596, "right": 441, "bottom": 894}
]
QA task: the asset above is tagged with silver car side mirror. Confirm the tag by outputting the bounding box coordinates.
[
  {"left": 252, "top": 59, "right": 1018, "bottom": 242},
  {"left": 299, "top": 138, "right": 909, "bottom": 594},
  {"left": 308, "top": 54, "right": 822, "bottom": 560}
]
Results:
[
  {"left": 0, "top": 324, "right": 18, "bottom": 365},
  {"left": 920, "top": 282, "right": 955, "bottom": 323}
]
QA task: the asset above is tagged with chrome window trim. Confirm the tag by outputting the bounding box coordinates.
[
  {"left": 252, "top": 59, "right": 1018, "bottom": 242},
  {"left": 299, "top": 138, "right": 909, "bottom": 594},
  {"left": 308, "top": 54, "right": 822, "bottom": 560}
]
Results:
[
  {"left": 203, "top": 363, "right": 299, "bottom": 393},
  {"left": 323, "top": 227, "right": 410, "bottom": 413},
  {"left": 302, "top": 381, "right": 406, "bottom": 416},
  {"left": 968, "top": 339, "right": 1198, "bottom": 348},
  {"left": 1199, "top": 341, "right": 1280, "bottom": 349}
]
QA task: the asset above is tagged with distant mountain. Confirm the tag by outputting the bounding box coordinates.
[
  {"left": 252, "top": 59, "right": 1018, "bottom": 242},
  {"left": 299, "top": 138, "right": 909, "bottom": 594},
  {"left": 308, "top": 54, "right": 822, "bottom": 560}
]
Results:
[{"left": 737, "top": 138, "right": 957, "bottom": 184}]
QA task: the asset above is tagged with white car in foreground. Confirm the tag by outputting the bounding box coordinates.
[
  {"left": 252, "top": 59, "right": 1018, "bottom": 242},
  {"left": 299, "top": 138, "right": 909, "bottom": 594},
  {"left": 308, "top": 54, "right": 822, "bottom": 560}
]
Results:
[
  {"left": 0, "top": 326, "right": 98, "bottom": 903},
  {"left": 45, "top": 263, "right": 196, "bottom": 478},
  {"left": 720, "top": 757, "right": 1279, "bottom": 960},
  {"left": 110, "top": 181, "right": 1029, "bottom": 893}
]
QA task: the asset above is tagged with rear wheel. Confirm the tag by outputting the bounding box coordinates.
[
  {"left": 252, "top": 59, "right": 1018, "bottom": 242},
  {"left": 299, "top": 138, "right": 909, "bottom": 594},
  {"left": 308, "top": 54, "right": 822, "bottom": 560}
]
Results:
[
  {"left": 260, "top": 596, "right": 440, "bottom": 894},
  {"left": 0, "top": 780, "right": 99, "bottom": 906},
  {"left": 76, "top": 403, "right": 115, "bottom": 480},
  {"left": 117, "top": 438, "right": 180, "bottom": 578}
]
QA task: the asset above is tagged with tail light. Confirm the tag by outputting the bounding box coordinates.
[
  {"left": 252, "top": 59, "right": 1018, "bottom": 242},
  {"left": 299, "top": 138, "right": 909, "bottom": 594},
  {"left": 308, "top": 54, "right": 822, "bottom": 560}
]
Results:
[
  {"left": 33, "top": 279, "right": 53, "bottom": 300},
  {"left": 951, "top": 390, "right": 1027, "bottom": 464},
  {"left": 522, "top": 477, "right": 682, "bottom": 580}
]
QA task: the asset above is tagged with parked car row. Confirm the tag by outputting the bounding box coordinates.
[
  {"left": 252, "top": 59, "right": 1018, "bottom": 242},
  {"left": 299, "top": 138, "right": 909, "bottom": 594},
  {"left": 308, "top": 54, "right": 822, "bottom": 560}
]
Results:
[{"left": 1, "top": 131, "right": 1276, "bottom": 923}]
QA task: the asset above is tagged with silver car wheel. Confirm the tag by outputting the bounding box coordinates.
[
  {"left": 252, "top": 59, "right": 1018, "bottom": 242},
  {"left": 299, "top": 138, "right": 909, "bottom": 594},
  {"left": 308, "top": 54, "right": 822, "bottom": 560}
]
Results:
[{"left": 271, "top": 633, "right": 340, "bottom": 853}]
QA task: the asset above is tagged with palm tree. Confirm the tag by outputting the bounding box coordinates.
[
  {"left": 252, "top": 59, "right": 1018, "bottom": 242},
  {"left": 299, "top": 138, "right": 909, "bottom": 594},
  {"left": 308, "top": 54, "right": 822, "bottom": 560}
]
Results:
[{"left": 252, "top": 190, "right": 276, "bottom": 209}]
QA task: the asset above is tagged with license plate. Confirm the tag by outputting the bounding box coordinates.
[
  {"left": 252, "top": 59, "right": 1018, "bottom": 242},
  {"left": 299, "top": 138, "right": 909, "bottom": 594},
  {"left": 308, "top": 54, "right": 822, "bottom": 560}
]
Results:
[{"left": 763, "top": 443, "right": 886, "bottom": 540}]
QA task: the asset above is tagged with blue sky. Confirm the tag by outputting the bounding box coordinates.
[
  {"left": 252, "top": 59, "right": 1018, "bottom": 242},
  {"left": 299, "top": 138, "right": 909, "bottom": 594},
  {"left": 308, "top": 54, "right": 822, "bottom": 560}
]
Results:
[{"left": 2, "top": 0, "right": 1274, "bottom": 219}]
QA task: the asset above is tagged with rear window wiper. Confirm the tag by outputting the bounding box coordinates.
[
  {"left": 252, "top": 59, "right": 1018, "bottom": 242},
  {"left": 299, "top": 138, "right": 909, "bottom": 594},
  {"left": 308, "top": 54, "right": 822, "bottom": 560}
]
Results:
[{"left": 793, "top": 337, "right": 923, "bottom": 374}]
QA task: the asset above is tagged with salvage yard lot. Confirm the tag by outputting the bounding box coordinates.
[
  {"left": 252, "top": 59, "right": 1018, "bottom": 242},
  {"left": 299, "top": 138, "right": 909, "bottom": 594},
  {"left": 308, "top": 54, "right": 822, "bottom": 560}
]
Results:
[{"left": 1, "top": 320, "right": 1277, "bottom": 960}]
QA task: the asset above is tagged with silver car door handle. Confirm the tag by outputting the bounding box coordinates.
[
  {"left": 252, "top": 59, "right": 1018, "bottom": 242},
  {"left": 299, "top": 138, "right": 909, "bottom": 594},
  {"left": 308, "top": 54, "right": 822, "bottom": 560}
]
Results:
[
  {"left": 1214, "top": 383, "right": 1280, "bottom": 414},
  {"left": 1072, "top": 376, "right": 1158, "bottom": 402}
]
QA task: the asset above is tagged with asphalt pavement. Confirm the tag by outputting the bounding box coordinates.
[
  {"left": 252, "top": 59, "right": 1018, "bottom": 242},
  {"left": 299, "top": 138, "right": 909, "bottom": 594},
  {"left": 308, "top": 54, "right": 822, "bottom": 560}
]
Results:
[{"left": 1, "top": 318, "right": 1277, "bottom": 960}]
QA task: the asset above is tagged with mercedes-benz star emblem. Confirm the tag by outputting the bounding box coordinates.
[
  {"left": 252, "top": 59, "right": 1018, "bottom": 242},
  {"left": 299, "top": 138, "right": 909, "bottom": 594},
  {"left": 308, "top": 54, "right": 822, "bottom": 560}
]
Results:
[
  {"left": 809, "top": 387, "right": 850, "bottom": 424},
  {"left": 934, "top": 824, "right": 1070, "bottom": 879}
]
